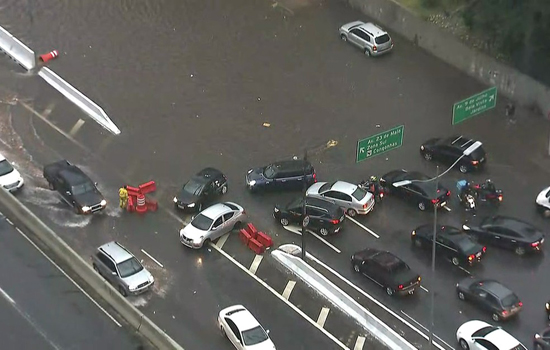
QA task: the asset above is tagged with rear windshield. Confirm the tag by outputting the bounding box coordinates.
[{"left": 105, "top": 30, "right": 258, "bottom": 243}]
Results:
[
  {"left": 501, "top": 294, "right": 519, "bottom": 307},
  {"left": 0, "top": 159, "right": 14, "bottom": 177},
  {"left": 352, "top": 187, "right": 367, "bottom": 201},
  {"left": 455, "top": 237, "right": 479, "bottom": 253},
  {"left": 191, "top": 214, "right": 213, "bottom": 230},
  {"left": 375, "top": 34, "right": 390, "bottom": 44}
]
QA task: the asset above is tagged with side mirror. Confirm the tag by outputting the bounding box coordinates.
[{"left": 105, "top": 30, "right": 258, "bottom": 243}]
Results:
[{"left": 266, "top": 329, "right": 270, "bottom": 334}]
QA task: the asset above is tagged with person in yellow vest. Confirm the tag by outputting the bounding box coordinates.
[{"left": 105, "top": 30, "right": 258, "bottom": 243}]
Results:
[{"left": 118, "top": 186, "right": 128, "bottom": 209}]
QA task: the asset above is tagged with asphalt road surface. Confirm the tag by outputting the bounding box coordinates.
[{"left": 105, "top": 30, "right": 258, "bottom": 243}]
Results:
[
  {"left": 0, "top": 214, "right": 148, "bottom": 350},
  {"left": 1, "top": 0, "right": 550, "bottom": 349}
]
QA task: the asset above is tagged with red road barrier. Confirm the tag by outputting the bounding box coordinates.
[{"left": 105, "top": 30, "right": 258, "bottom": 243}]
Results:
[
  {"left": 246, "top": 223, "right": 258, "bottom": 239},
  {"left": 139, "top": 181, "right": 156, "bottom": 195},
  {"left": 39, "top": 50, "right": 58, "bottom": 63},
  {"left": 248, "top": 238, "right": 265, "bottom": 254},
  {"left": 135, "top": 194, "right": 147, "bottom": 214},
  {"left": 145, "top": 198, "right": 158, "bottom": 212},
  {"left": 127, "top": 196, "right": 135, "bottom": 212},
  {"left": 239, "top": 229, "right": 251, "bottom": 245},
  {"left": 126, "top": 185, "right": 141, "bottom": 197},
  {"left": 256, "top": 231, "right": 273, "bottom": 248}
]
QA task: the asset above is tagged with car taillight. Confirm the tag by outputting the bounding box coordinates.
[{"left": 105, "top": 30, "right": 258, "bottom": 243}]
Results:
[
  {"left": 482, "top": 246, "right": 487, "bottom": 252},
  {"left": 501, "top": 310, "right": 508, "bottom": 316},
  {"left": 468, "top": 254, "right": 475, "bottom": 261},
  {"left": 472, "top": 160, "right": 479, "bottom": 165},
  {"left": 372, "top": 45, "right": 377, "bottom": 51},
  {"left": 379, "top": 193, "right": 384, "bottom": 198},
  {"left": 518, "top": 301, "right": 523, "bottom": 307},
  {"left": 331, "top": 219, "right": 339, "bottom": 224},
  {"left": 398, "top": 284, "right": 403, "bottom": 290},
  {"left": 532, "top": 241, "right": 540, "bottom": 247},
  {"left": 313, "top": 173, "right": 317, "bottom": 182},
  {"left": 391, "top": 40, "right": 394, "bottom": 46},
  {"left": 498, "top": 195, "right": 503, "bottom": 201},
  {"left": 446, "top": 190, "right": 451, "bottom": 196},
  {"left": 431, "top": 199, "right": 439, "bottom": 204}
]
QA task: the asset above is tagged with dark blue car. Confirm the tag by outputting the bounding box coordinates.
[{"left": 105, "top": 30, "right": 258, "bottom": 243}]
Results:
[{"left": 245, "top": 160, "right": 316, "bottom": 192}]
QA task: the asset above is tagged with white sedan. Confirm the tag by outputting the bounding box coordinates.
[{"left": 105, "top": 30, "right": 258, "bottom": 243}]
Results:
[
  {"left": 456, "top": 320, "right": 526, "bottom": 350},
  {"left": 536, "top": 186, "right": 550, "bottom": 217},
  {"left": 218, "top": 305, "right": 276, "bottom": 350},
  {"left": 0, "top": 153, "right": 24, "bottom": 192}
]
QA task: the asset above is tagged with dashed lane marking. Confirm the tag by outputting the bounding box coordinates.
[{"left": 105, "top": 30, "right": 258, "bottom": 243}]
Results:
[
  {"left": 345, "top": 215, "right": 380, "bottom": 239},
  {"left": 282, "top": 225, "right": 341, "bottom": 254},
  {"left": 209, "top": 243, "right": 350, "bottom": 349},
  {"left": 0, "top": 287, "right": 15, "bottom": 304},
  {"left": 5, "top": 217, "right": 13, "bottom": 225},
  {"left": 458, "top": 265, "right": 471, "bottom": 274},
  {"left": 42, "top": 103, "right": 55, "bottom": 118},
  {"left": 308, "top": 254, "right": 448, "bottom": 350},
  {"left": 282, "top": 280, "right": 296, "bottom": 300},
  {"left": 216, "top": 233, "right": 229, "bottom": 249},
  {"left": 140, "top": 249, "right": 164, "bottom": 268},
  {"left": 249, "top": 255, "right": 263, "bottom": 275},
  {"left": 443, "top": 206, "right": 452, "bottom": 212},
  {"left": 354, "top": 336, "right": 366, "bottom": 350},
  {"left": 316, "top": 307, "right": 330, "bottom": 328},
  {"left": 69, "top": 118, "right": 86, "bottom": 137},
  {"left": 13, "top": 226, "right": 122, "bottom": 327},
  {"left": 420, "top": 286, "right": 429, "bottom": 293}
]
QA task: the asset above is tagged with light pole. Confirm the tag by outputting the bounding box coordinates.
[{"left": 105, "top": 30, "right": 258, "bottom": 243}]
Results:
[{"left": 301, "top": 149, "right": 308, "bottom": 260}]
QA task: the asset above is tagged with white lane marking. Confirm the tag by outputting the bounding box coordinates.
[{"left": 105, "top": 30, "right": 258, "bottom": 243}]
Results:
[
  {"left": 140, "top": 249, "right": 164, "bottom": 268},
  {"left": 420, "top": 286, "right": 429, "bottom": 293},
  {"left": 209, "top": 243, "right": 349, "bottom": 349},
  {"left": 42, "top": 103, "right": 55, "bottom": 117},
  {"left": 249, "top": 255, "right": 263, "bottom": 275},
  {"left": 165, "top": 209, "right": 188, "bottom": 226},
  {"left": 0, "top": 286, "right": 63, "bottom": 350},
  {"left": 13, "top": 226, "right": 122, "bottom": 327},
  {"left": 216, "top": 233, "right": 229, "bottom": 249},
  {"left": 458, "top": 266, "right": 471, "bottom": 274},
  {"left": 345, "top": 215, "right": 380, "bottom": 239},
  {"left": 282, "top": 225, "right": 341, "bottom": 254},
  {"left": 308, "top": 254, "right": 448, "bottom": 350},
  {"left": 282, "top": 281, "right": 296, "bottom": 300},
  {"left": 5, "top": 217, "right": 13, "bottom": 225},
  {"left": 443, "top": 206, "right": 452, "bottom": 212},
  {"left": 316, "top": 307, "right": 330, "bottom": 327},
  {"left": 69, "top": 118, "right": 86, "bottom": 136},
  {"left": 354, "top": 335, "right": 366, "bottom": 350}
]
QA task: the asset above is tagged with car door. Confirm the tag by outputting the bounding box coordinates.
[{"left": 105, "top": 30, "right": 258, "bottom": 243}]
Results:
[
  {"left": 348, "top": 28, "right": 365, "bottom": 47},
  {"left": 436, "top": 236, "right": 454, "bottom": 260},
  {"left": 222, "top": 212, "right": 236, "bottom": 235},
  {"left": 438, "top": 145, "right": 460, "bottom": 165},
  {"left": 323, "top": 191, "right": 352, "bottom": 209},
  {"left": 482, "top": 226, "right": 506, "bottom": 247},
  {"left": 306, "top": 207, "right": 324, "bottom": 231},
  {"left": 58, "top": 178, "right": 72, "bottom": 204},
  {"left": 209, "top": 215, "right": 226, "bottom": 240},
  {"left": 403, "top": 184, "right": 423, "bottom": 204},
  {"left": 224, "top": 318, "right": 244, "bottom": 350},
  {"left": 101, "top": 254, "right": 118, "bottom": 284},
  {"left": 497, "top": 228, "right": 521, "bottom": 250}
]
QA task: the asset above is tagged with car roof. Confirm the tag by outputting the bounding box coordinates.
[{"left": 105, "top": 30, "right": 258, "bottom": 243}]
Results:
[
  {"left": 98, "top": 241, "right": 133, "bottom": 264},
  {"left": 484, "top": 216, "right": 539, "bottom": 236},
  {"left": 329, "top": 181, "right": 357, "bottom": 195},
  {"left": 270, "top": 160, "right": 312, "bottom": 171},
  {"left": 306, "top": 197, "right": 338, "bottom": 209},
  {"left": 201, "top": 202, "right": 238, "bottom": 219},
  {"left": 59, "top": 166, "right": 90, "bottom": 185},
  {"left": 356, "top": 248, "right": 404, "bottom": 267},
  {"left": 478, "top": 280, "right": 514, "bottom": 298},
  {"left": 223, "top": 306, "right": 260, "bottom": 331},
  {"left": 358, "top": 22, "right": 387, "bottom": 37}
]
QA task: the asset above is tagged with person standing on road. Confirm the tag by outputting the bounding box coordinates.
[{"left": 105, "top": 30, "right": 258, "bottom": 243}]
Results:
[{"left": 118, "top": 186, "right": 128, "bottom": 209}]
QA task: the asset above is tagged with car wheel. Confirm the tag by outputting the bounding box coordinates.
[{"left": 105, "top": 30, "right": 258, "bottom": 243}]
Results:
[
  {"left": 319, "top": 227, "right": 329, "bottom": 236},
  {"left": 457, "top": 291, "right": 466, "bottom": 300},
  {"left": 418, "top": 201, "right": 427, "bottom": 211},
  {"left": 458, "top": 339, "right": 469, "bottom": 350},
  {"left": 459, "top": 165, "right": 468, "bottom": 173},
  {"left": 514, "top": 246, "right": 526, "bottom": 256},
  {"left": 280, "top": 218, "right": 290, "bottom": 226},
  {"left": 423, "top": 152, "right": 433, "bottom": 161},
  {"left": 48, "top": 182, "right": 55, "bottom": 190},
  {"left": 364, "top": 48, "right": 371, "bottom": 57},
  {"left": 353, "top": 264, "right": 360, "bottom": 273},
  {"left": 221, "top": 185, "right": 228, "bottom": 195},
  {"left": 544, "top": 209, "right": 550, "bottom": 218},
  {"left": 340, "top": 34, "right": 347, "bottom": 42},
  {"left": 451, "top": 257, "right": 460, "bottom": 266},
  {"left": 118, "top": 286, "right": 128, "bottom": 297},
  {"left": 492, "top": 313, "right": 500, "bottom": 322},
  {"left": 347, "top": 208, "right": 357, "bottom": 217},
  {"left": 232, "top": 222, "right": 242, "bottom": 230},
  {"left": 413, "top": 238, "right": 422, "bottom": 248},
  {"left": 93, "top": 264, "right": 101, "bottom": 275},
  {"left": 385, "top": 287, "right": 394, "bottom": 296}
]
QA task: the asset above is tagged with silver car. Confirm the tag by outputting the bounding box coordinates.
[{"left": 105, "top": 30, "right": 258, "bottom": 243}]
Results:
[
  {"left": 180, "top": 202, "right": 246, "bottom": 249},
  {"left": 306, "top": 181, "right": 375, "bottom": 217},
  {"left": 92, "top": 241, "right": 154, "bottom": 297},
  {"left": 339, "top": 21, "right": 393, "bottom": 57}
]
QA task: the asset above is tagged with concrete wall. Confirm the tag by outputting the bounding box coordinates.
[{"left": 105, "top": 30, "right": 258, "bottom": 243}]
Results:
[
  {"left": 342, "top": 0, "right": 550, "bottom": 117},
  {"left": 0, "top": 25, "right": 35, "bottom": 71}
]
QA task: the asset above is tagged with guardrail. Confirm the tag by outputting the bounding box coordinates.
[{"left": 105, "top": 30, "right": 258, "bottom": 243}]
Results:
[
  {"left": 0, "top": 187, "right": 184, "bottom": 350},
  {"left": 0, "top": 25, "right": 35, "bottom": 71},
  {"left": 272, "top": 244, "right": 416, "bottom": 350}
]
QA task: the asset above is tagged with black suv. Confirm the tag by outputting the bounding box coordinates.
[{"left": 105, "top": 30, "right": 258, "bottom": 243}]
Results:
[
  {"left": 420, "top": 135, "right": 486, "bottom": 173},
  {"left": 245, "top": 160, "right": 316, "bottom": 192},
  {"left": 173, "top": 168, "right": 228, "bottom": 212},
  {"left": 43, "top": 160, "right": 106, "bottom": 214},
  {"left": 380, "top": 169, "right": 450, "bottom": 211},
  {"left": 273, "top": 197, "right": 345, "bottom": 236},
  {"left": 411, "top": 224, "right": 486, "bottom": 266},
  {"left": 456, "top": 277, "right": 522, "bottom": 322},
  {"left": 351, "top": 248, "right": 421, "bottom": 297}
]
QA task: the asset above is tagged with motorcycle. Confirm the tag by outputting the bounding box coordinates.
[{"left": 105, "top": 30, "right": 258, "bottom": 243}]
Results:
[
  {"left": 472, "top": 182, "right": 503, "bottom": 205},
  {"left": 458, "top": 192, "right": 477, "bottom": 212},
  {"left": 359, "top": 179, "right": 384, "bottom": 202}
]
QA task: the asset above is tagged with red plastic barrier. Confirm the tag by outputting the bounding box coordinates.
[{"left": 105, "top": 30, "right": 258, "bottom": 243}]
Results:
[
  {"left": 127, "top": 196, "right": 135, "bottom": 212},
  {"left": 145, "top": 198, "right": 158, "bottom": 212},
  {"left": 39, "top": 50, "right": 58, "bottom": 63},
  {"left": 248, "top": 238, "right": 265, "bottom": 255},
  {"left": 126, "top": 185, "right": 141, "bottom": 197},
  {"left": 246, "top": 223, "right": 258, "bottom": 239},
  {"left": 139, "top": 181, "right": 156, "bottom": 195},
  {"left": 239, "top": 229, "right": 251, "bottom": 245},
  {"left": 256, "top": 231, "right": 273, "bottom": 248}
]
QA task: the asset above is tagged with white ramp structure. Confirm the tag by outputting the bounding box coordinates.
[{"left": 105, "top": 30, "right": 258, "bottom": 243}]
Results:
[{"left": 0, "top": 25, "right": 36, "bottom": 70}]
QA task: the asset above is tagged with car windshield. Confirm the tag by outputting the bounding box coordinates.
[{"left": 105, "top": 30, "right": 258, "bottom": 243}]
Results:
[
  {"left": 263, "top": 165, "right": 276, "bottom": 179},
  {"left": 183, "top": 179, "right": 204, "bottom": 195},
  {"left": 501, "top": 294, "right": 519, "bottom": 307},
  {"left": 71, "top": 182, "right": 95, "bottom": 195},
  {"left": 352, "top": 187, "right": 367, "bottom": 201},
  {"left": 191, "top": 214, "right": 213, "bottom": 231},
  {"left": 375, "top": 34, "right": 390, "bottom": 44},
  {"left": 242, "top": 326, "right": 269, "bottom": 346},
  {"left": 117, "top": 257, "right": 144, "bottom": 278},
  {"left": 0, "top": 159, "right": 14, "bottom": 176}
]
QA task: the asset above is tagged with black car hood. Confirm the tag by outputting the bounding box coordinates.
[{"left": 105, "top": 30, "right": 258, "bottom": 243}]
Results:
[
  {"left": 73, "top": 190, "right": 104, "bottom": 206},
  {"left": 176, "top": 189, "right": 199, "bottom": 205},
  {"left": 247, "top": 167, "right": 267, "bottom": 182}
]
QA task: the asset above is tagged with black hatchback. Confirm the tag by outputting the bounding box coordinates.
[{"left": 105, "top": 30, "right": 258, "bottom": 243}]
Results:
[
  {"left": 173, "top": 168, "right": 228, "bottom": 212},
  {"left": 411, "top": 225, "right": 486, "bottom": 266},
  {"left": 420, "top": 135, "right": 486, "bottom": 173},
  {"left": 245, "top": 160, "right": 316, "bottom": 192},
  {"left": 273, "top": 197, "right": 345, "bottom": 236},
  {"left": 456, "top": 277, "right": 522, "bottom": 322}
]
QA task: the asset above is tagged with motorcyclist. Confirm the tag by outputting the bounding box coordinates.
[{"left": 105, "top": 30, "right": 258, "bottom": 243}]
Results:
[
  {"left": 457, "top": 180, "right": 476, "bottom": 210},
  {"left": 481, "top": 179, "right": 496, "bottom": 193}
]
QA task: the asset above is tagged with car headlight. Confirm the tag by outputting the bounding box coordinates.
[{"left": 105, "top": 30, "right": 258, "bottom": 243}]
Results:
[
  {"left": 411, "top": 230, "right": 416, "bottom": 236},
  {"left": 420, "top": 145, "right": 424, "bottom": 150},
  {"left": 248, "top": 180, "right": 256, "bottom": 186},
  {"left": 274, "top": 207, "right": 279, "bottom": 212},
  {"left": 81, "top": 206, "right": 91, "bottom": 212},
  {"left": 247, "top": 169, "right": 253, "bottom": 174},
  {"left": 462, "top": 224, "right": 470, "bottom": 230},
  {"left": 129, "top": 285, "right": 138, "bottom": 292},
  {"left": 100, "top": 199, "right": 107, "bottom": 206},
  {"left": 535, "top": 333, "right": 541, "bottom": 339},
  {"left": 188, "top": 203, "right": 195, "bottom": 208},
  {"left": 173, "top": 196, "right": 178, "bottom": 203},
  {"left": 546, "top": 302, "right": 549, "bottom": 310}
]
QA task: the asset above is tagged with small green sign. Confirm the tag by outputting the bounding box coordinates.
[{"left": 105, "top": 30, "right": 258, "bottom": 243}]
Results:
[
  {"left": 452, "top": 86, "right": 497, "bottom": 125},
  {"left": 356, "top": 125, "right": 404, "bottom": 163}
]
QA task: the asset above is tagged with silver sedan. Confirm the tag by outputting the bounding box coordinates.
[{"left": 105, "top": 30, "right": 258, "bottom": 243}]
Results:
[
  {"left": 179, "top": 202, "right": 246, "bottom": 249},
  {"left": 306, "top": 181, "right": 375, "bottom": 217}
]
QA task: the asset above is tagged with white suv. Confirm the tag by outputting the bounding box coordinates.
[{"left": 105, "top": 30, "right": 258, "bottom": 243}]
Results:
[{"left": 0, "top": 154, "right": 24, "bottom": 192}]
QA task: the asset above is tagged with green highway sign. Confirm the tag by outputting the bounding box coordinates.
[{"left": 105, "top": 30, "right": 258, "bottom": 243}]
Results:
[
  {"left": 356, "top": 125, "right": 404, "bottom": 163},
  {"left": 452, "top": 86, "right": 497, "bottom": 125}
]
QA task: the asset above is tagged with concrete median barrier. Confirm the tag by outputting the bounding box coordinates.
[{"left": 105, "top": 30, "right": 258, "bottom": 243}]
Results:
[
  {"left": 0, "top": 25, "right": 35, "bottom": 71},
  {"left": 0, "top": 187, "right": 184, "bottom": 350}
]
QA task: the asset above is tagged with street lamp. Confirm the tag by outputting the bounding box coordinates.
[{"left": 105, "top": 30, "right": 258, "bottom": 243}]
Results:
[
  {"left": 301, "top": 149, "right": 308, "bottom": 260},
  {"left": 392, "top": 141, "right": 481, "bottom": 348}
]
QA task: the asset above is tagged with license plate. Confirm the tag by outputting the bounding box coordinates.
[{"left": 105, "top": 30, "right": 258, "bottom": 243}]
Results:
[
  {"left": 542, "top": 238, "right": 545, "bottom": 244},
  {"left": 177, "top": 204, "right": 187, "bottom": 209},
  {"left": 476, "top": 252, "right": 482, "bottom": 258},
  {"left": 479, "top": 157, "right": 485, "bottom": 162}
]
